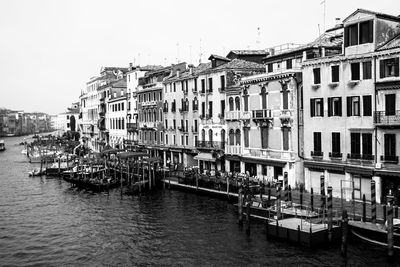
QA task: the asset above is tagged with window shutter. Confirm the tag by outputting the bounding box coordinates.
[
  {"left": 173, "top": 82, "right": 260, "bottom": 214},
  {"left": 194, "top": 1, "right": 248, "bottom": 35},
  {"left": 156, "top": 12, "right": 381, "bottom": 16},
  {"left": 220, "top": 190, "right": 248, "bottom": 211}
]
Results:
[
  {"left": 328, "top": 98, "right": 332, "bottom": 117},
  {"left": 320, "top": 98, "right": 324, "bottom": 117},
  {"left": 347, "top": 96, "right": 352, "bottom": 116},
  {"left": 357, "top": 96, "right": 361, "bottom": 116},
  {"left": 395, "top": 58, "right": 399, "bottom": 77},
  {"left": 380, "top": 60, "right": 385, "bottom": 78},
  {"left": 310, "top": 99, "right": 315, "bottom": 117},
  {"left": 338, "top": 98, "right": 342, "bottom": 116}
]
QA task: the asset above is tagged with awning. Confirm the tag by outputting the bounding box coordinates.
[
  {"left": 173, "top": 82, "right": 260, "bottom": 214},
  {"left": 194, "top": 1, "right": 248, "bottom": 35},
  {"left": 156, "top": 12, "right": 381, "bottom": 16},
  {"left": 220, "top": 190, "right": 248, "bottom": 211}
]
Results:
[
  {"left": 117, "top": 152, "right": 148, "bottom": 159},
  {"left": 241, "top": 156, "right": 286, "bottom": 167},
  {"left": 375, "top": 169, "right": 400, "bottom": 177},
  {"left": 346, "top": 166, "right": 374, "bottom": 176},
  {"left": 304, "top": 160, "right": 345, "bottom": 173},
  {"left": 194, "top": 153, "right": 216, "bottom": 162}
]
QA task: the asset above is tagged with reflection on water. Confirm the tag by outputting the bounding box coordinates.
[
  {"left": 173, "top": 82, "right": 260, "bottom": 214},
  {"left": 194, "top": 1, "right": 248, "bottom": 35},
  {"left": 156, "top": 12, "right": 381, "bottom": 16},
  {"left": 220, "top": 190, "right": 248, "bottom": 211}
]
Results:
[{"left": 0, "top": 135, "right": 396, "bottom": 266}]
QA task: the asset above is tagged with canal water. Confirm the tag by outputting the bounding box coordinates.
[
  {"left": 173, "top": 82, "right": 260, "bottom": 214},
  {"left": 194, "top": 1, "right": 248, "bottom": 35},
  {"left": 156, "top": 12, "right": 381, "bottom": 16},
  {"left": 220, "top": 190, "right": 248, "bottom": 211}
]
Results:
[{"left": 0, "top": 136, "right": 397, "bottom": 266}]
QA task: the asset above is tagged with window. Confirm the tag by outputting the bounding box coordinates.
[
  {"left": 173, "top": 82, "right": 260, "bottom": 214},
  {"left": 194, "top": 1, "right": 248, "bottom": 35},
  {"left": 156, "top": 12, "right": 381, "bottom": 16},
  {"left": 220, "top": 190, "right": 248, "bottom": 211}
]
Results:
[
  {"left": 313, "top": 68, "right": 321, "bottom": 84},
  {"left": 244, "top": 127, "right": 249, "bottom": 148},
  {"left": 310, "top": 98, "right": 324, "bottom": 117},
  {"left": 363, "top": 95, "right": 372, "bottom": 116},
  {"left": 121, "top": 103, "right": 124, "bottom": 110},
  {"left": 282, "top": 128, "right": 289, "bottom": 150},
  {"left": 350, "top": 132, "right": 361, "bottom": 157},
  {"left": 261, "top": 127, "right": 268, "bottom": 149},
  {"left": 221, "top": 100, "right": 225, "bottom": 118},
  {"left": 331, "top": 132, "right": 341, "bottom": 156},
  {"left": 313, "top": 132, "right": 322, "bottom": 154},
  {"left": 384, "top": 134, "right": 396, "bottom": 157},
  {"left": 380, "top": 58, "right": 400, "bottom": 78},
  {"left": 385, "top": 94, "right": 396, "bottom": 116},
  {"left": 345, "top": 23, "right": 358, "bottom": 47},
  {"left": 194, "top": 120, "right": 198, "bottom": 132},
  {"left": 331, "top": 65, "right": 339, "bottom": 82},
  {"left": 362, "top": 61, "right": 372, "bottom": 79},
  {"left": 208, "top": 101, "right": 213, "bottom": 117},
  {"left": 267, "top": 63, "right": 273, "bottom": 73},
  {"left": 328, "top": 97, "right": 342, "bottom": 116},
  {"left": 208, "top": 78, "right": 213, "bottom": 92},
  {"left": 201, "top": 102, "right": 205, "bottom": 117},
  {"left": 286, "top": 59, "right": 292, "bottom": 70},
  {"left": 359, "top": 20, "right": 373, "bottom": 44},
  {"left": 362, "top": 133, "right": 373, "bottom": 159},
  {"left": 194, "top": 78, "right": 198, "bottom": 92},
  {"left": 173, "top": 83, "right": 176, "bottom": 92},
  {"left": 186, "top": 135, "right": 188, "bottom": 146},
  {"left": 165, "top": 119, "right": 168, "bottom": 129},
  {"left": 173, "top": 135, "right": 176, "bottom": 145},
  {"left": 243, "top": 90, "right": 249, "bottom": 111},
  {"left": 351, "top": 62, "right": 360, "bottom": 80},
  {"left": 201, "top": 79, "right": 205, "bottom": 93},
  {"left": 173, "top": 119, "right": 176, "bottom": 129},
  {"left": 347, "top": 96, "right": 360, "bottom": 116},
  {"left": 220, "top": 75, "right": 225, "bottom": 91}
]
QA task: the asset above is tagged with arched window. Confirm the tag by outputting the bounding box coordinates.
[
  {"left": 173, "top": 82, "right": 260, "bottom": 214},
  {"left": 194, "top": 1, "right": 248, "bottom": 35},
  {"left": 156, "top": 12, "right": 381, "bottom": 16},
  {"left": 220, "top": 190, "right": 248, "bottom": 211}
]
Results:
[
  {"left": 122, "top": 118, "right": 124, "bottom": 130},
  {"left": 153, "top": 109, "right": 157, "bottom": 121},
  {"left": 229, "top": 129, "right": 235, "bottom": 146},
  {"left": 261, "top": 86, "right": 267, "bottom": 109},
  {"left": 235, "top": 96, "right": 240, "bottom": 111},
  {"left": 243, "top": 88, "right": 249, "bottom": 111},
  {"left": 221, "top": 129, "right": 226, "bottom": 145},
  {"left": 201, "top": 129, "right": 205, "bottom": 142},
  {"left": 229, "top": 97, "right": 234, "bottom": 111},
  {"left": 185, "top": 98, "right": 189, "bottom": 111},
  {"left": 193, "top": 97, "right": 198, "bottom": 111},
  {"left": 235, "top": 129, "right": 241, "bottom": 145},
  {"left": 159, "top": 109, "right": 163, "bottom": 121},
  {"left": 209, "top": 129, "right": 213, "bottom": 143}
]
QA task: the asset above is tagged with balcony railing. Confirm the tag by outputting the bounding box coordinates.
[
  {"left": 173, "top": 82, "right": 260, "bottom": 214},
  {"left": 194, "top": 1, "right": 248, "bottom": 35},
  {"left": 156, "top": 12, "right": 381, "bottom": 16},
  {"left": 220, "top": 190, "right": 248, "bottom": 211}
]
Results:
[
  {"left": 381, "top": 155, "right": 399, "bottom": 164},
  {"left": 311, "top": 151, "right": 323, "bottom": 157},
  {"left": 139, "top": 122, "right": 156, "bottom": 128},
  {"left": 226, "top": 145, "right": 242, "bottom": 155},
  {"left": 141, "top": 100, "right": 157, "bottom": 106},
  {"left": 243, "top": 148, "right": 294, "bottom": 160},
  {"left": 225, "top": 111, "right": 241, "bottom": 121},
  {"left": 195, "top": 140, "right": 225, "bottom": 150},
  {"left": 347, "top": 153, "right": 361, "bottom": 159},
  {"left": 252, "top": 109, "right": 272, "bottom": 120},
  {"left": 374, "top": 111, "right": 400, "bottom": 126},
  {"left": 347, "top": 153, "right": 375, "bottom": 161},
  {"left": 127, "top": 123, "right": 138, "bottom": 132},
  {"left": 329, "top": 152, "right": 342, "bottom": 158}
]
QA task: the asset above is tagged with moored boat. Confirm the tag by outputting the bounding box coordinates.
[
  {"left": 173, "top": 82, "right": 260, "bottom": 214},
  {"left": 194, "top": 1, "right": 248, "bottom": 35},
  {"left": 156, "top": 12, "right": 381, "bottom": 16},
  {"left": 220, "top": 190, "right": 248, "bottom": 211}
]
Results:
[{"left": 0, "top": 140, "right": 5, "bottom": 151}]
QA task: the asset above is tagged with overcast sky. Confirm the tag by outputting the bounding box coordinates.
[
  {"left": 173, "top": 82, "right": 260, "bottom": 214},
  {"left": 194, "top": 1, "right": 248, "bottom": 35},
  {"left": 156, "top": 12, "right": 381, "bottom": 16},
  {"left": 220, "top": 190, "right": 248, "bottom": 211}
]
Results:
[{"left": 0, "top": 0, "right": 399, "bottom": 115}]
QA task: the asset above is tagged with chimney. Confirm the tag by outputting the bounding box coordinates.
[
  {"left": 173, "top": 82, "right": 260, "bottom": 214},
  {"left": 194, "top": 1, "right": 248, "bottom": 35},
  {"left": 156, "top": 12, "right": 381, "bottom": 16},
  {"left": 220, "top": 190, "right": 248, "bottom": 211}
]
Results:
[
  {"left": 176, "top": 69, "right": 180, "bottom": 78},
  {"left": 335, "top": 18, "right": 341, "bottom": 27},
  {"left": 188, "top": 64, "right": 194, "bottom": 75}
]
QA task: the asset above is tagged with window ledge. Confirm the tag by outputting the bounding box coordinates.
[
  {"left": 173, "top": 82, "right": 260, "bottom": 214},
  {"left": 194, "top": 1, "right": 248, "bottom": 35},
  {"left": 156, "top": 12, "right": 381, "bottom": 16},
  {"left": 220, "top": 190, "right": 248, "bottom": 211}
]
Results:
[
  {"left": 328, "top": 82, "right": 339, "bottom": 88},
  {"left": 311, "top": 84, "right": 320, "bottom": 90},
  {"left": 348, "top": 80, "right": 359, "bottom": 87}
]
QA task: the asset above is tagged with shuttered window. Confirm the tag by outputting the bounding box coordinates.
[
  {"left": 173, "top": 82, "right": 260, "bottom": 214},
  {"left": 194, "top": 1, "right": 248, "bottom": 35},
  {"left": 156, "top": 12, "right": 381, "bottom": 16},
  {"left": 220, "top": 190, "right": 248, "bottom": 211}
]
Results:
[
  {"left": 350, "top": 132, "right": 361, "bottom": 154},
  {"left": 244, "top": 127, "right": 249, "bottom": 148},
  {"left": 332, "top": 132, "right": 341, "bottom": 153},
  {"left": 331, "top": 65, "right": 339, "bottom": 82},
  {"left": 359, "top": 20, "right": 373, "bottom": 44},
  {"left": 313, "top": 132, "right": 321, "bottom": 152},
  {"left": 313, "top": 68, "right": 321, "bottom": 84},
  {"left": 362, "top": 133, "right": 372, "bottom": 156},
  {"left": 380, "top": 58, "right": 400, "bottom": 78},
  {"left": 362, "top": 61, "right": 372, "bottom": 79},
  {"left": 261, "top": 127, "right": 268, "bottom": 149},
  {"left": 363, "top": 95, "right": 372, "bottom": 116},
  {"left": 385, "top": 94, "right": 396, "bottom": 116},
  {"left": 347, "top": 96, "right": 360, "bottom": 116},
  {"left": 384, "top": 134, "right": 396, "bottom": 156},
  {"left": 328, "top": 97, "right": 342, "bottom": 116},
  {"left": 351, "top": 62, "right": 360, "bottom": 80}
]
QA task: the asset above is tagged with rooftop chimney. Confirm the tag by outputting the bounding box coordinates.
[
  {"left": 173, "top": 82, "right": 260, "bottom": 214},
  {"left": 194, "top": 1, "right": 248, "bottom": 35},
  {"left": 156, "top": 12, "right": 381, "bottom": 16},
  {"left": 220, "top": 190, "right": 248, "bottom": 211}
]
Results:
[
  {"left": 176, "top": 69, "right": 180, "bottom": 78},
  {"left": 335, "top": 18, "right": 341, "bottom": 27},
  {"left": 188, "top": 64, "right": 194, "bottom": 75}
]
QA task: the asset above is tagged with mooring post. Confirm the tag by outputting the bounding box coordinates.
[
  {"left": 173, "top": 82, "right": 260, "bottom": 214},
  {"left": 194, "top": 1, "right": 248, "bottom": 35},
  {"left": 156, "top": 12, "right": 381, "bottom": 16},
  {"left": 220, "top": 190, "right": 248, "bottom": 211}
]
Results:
[
  {"left": 238, "top": 187, "right": 243, "bottom": 226},
  {"left": 395, "top": 205, "right": 399, "bottom": 219},
  {"left": 120, "top": 159, "right": 123, "bottom": 198},
  {"left": 195, "top": 170, "right": 199, "bottom": 192},
  {"left": 300, "top": 184, "right": 303, "bottom": 209},
  {"left": 327, "top": 186, "right": 333, "bottom": 242},
  {"left": 387, "top": 194, "right": 394, "bottom": 259},
  {"left": 320, "top": 175, "right": 325, "bottom": 214},
  {"left": 246, "top": 194, "right": 251, "bottom": 235},
  {"left": 58, "top": 156, "right": 61, "bottom": 176},
  {"left": 148, "top": 162, "right": 152, "bottom": 191},
  {"left": 362, "top": 194, "right": 366, "bottom": 222},
  {"left": 288, "top": 185, "right": 292, "bottom": 207},
  {"left": 267, "top": 184, "right": 271, "bottom": 205},
  {"left": 371, "top": 180, "right": 377, "bottom": 224},
  {"left": 311, "top": 187, "right": 314, "bottom": 212},
  {"left": 341, "top": 209, "right": 348, "bottom": 258},
  {"left": 284, "top": 172, "right": 288, "bottom": 202},
  {"left": 383, "top": 204, "right": 387, "bottom": 223},
  {"left": 276, "top": 184, "right": 281, "bottom": 220},
  {"left": 226, "top": 176, "right": 230, "bottom": 200}
]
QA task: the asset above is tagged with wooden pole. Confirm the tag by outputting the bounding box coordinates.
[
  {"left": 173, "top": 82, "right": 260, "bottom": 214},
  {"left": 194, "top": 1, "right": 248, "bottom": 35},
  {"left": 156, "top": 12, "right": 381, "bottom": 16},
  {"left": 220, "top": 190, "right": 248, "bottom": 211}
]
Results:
[
  {"left": 149, "top": 162, "right": 152, "bottom": 191},
  {"left": 387, "top": 194, "right": 394, "bottom": 259},
  {"left": 300, "top": 184, "right": 303, "bottom": 209},
  {"left": 327, "top": 186, "right": 333, "bottom": 242},
  {"left": 226, "top": 176, "right": 230, "bottom": 200},
  {"left": 120, "top": 159, "right": 123, "bottom": 198},
  {"left": 58, "top": 156, "right": 61, "bottom": 176},
  {"left": 276, "top": 184, "right": 281, "bottom": 220},
  {"left": 311, "top": 187, "right": 314, "bottom": 212},
  {"left": 238, "top": 187, "right": 243, "bottom": 226},
  {"left": 362, "top": 194, "right": 366, "bottom": 222},
  {"left": 371, "top": 180, "right": 377, "bottom": 224},
  {"left": 246, "top": 194, "right": 251, "bottom": 235},
  {"left": 320, "top": 175, "right": 325, "bottom": 213},
  {"left": 341, "top": 209, "right": 348, "bottom": 258}
]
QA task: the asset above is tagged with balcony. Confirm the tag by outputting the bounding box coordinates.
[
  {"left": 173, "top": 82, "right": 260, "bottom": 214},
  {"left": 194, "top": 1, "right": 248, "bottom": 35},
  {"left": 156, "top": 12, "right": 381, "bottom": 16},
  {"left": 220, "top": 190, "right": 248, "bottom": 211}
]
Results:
[
  {"left": 381, "top": 155, "right": 399, "bottom": 164},
  {"left": 329, "top": 152, "right": 342, "bottom": 159},
  {"left": 244, "top": 148, "right": 294, "bottom": 160},
  {"left": 311, "top": 151, "right": 323, "bottom": 158},
  {"left": 127, "top": 123, "right": 138, "bottom": 132},
  {"left": 142, "top": 100, "right": 157, "bottom": 106},
  {"left": 195, "top": 140, "right": 225, "bottom": 150},
  {"left": 163, "top": 107, "right": 168, "bottom": 113},
  {"left": 139, "top": 122, "right": 156, "bottom": 128},
  {"left": 252, "top": 109, "right": 272, "bottom": 120},
  {"left": 347, "top": 153, "right": 361, "bottom": 159},
  {"left": 226, "top": 145, "right": 242, "bottom": 155},
  {"left": 179, "top": 108, "right": 188, "bottom": 114},
  {"left": 347, "top": 153, "right": 375, "bottom": 161},
  {"left": 374, "top": 111, "right": 400, "bottom": 126},
  {"left": 225, "top": 111, "right": 241, "bottom": 121},
  {"left": 218, "top": 87, "right": 225, "bottom": 93}
]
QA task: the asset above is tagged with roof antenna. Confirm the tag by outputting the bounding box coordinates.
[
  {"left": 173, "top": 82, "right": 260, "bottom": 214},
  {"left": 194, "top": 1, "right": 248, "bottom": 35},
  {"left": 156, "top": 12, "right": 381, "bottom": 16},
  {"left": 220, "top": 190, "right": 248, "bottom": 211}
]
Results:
[
  {"left": 176, "top": 42, "right": 180, "bottom": 63},
  {"left": 320, "top": 0, "right": 326, "bottom": 31},
  {"left": 199, "top": 39, "right": 203, "bottom": 64},
  {"left": 256, "top": 27, "right": 261, "bottom": 49}
]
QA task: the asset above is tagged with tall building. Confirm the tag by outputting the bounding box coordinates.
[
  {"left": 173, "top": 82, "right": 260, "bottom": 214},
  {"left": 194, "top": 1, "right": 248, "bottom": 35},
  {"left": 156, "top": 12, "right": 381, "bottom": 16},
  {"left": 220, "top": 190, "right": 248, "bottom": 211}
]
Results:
[
  {"left": 195, "top": 55, "right": 265, "bottom": 174},
  {"left": 302, "top": 9, "right": 400, "bottom": 202}
]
